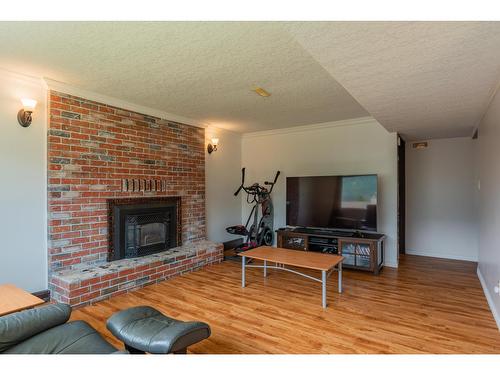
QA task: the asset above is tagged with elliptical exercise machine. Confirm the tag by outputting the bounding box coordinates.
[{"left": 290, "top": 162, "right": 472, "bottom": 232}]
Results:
[{"left": 226, "top": 168, "right": 280, "bottom": 254}]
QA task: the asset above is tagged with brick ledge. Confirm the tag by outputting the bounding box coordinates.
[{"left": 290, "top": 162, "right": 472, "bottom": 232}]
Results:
[{"left": 49, "top": 240, "right": 223, "bottom": 306}]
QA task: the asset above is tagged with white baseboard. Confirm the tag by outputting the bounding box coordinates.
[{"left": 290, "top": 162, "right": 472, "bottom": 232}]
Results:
[
  {"left": 384, "top": 261, "right": 399, "bottom": 268},
  {"left": 477, "top": 267, "right": 500, "bottom": 331},
  {"left": 405, "top": 249, "right": 478, "bottom": 262}
]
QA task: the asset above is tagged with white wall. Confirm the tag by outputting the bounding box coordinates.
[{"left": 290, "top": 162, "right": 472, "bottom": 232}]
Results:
[
  {"left": 205, "top": 127, "right": 242, "bottom": 243},
  {"left": 405, "top": 137, "right": 478, "bottom": 261},
  {"left": 241, "top": 118, "right": 399, "bottom": 267},
  {"left": 0, "top": 69, "right": 47, "bottom": 292},
  {"left": 477, "top": 87, "right": 500, "bottom": 329}
]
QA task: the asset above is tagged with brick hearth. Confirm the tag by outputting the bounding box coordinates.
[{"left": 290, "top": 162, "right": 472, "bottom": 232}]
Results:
[
  {"left": 50, "top": 240, "right": 222, "bottom": 306},
  {"left": 47, "top": 91, "right": 220, "bottom": 305}
]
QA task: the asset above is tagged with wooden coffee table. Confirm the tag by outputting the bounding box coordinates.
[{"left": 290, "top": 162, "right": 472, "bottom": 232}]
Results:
[
  {"left": 0, "top": 284, "right": 45, "bottom": 317},
  {"left": 238, "top": 246, "right": 344, "bottom": 308}
]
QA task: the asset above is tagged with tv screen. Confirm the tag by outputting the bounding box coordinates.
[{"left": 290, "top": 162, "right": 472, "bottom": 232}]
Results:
[{"left": 286, "top": 174, "right": 378, "bottom": 231}]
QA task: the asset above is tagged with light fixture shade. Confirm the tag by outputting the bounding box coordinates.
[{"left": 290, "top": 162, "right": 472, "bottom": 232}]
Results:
[
  {"left": 211, "top": 138, "right": 219, "bottom": 146},
  {"left": 21, "top": 98, "right": 37, "bottom": 111}
]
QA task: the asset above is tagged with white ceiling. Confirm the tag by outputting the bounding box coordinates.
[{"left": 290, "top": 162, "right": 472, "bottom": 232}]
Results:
[
  {"left": 0, "top": 22, "right": 367, "bottom": 133},
  {"left": 0, "top": 22, "right": 499, "bottom": 139},
  {"left": 288, "top": 21, "right": 500, "bottom": 140}
]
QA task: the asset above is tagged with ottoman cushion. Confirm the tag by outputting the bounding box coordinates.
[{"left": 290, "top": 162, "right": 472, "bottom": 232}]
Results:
[{"left": 106, "top": 306, "right": 210, "bottom": 354}]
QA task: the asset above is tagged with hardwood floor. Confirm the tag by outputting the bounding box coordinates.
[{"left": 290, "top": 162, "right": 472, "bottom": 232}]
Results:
[{"left": 71, "top": 254, "right": 500, "bottom": 353}]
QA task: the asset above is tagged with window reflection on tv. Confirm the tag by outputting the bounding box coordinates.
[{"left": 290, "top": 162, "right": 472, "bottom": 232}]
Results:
[{"left": 286, "top": 174, "right": 378, "bottom": 231}]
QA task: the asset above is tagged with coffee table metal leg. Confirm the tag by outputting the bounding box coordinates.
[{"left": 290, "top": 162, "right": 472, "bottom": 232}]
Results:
[
  {"left": 242, "top": 256, "right": 246, "bottom": 288},
  {"left": 338, "top": 263, "right": 342, "bottom": 293},
  {"left": 322, "top": 270, "right": 327, "bottom": 308},
  {"left": 264, "top": 260, "right": 267, "bottom": 277}
]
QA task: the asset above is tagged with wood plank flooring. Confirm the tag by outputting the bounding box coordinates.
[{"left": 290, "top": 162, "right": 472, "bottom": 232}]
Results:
[{"left": 71, "top": 254, "right": 500, "bottom": 353}]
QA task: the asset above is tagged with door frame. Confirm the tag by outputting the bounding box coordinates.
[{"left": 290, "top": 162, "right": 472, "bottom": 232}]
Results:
[{"left": 397, "top": 135, "right": 406, "bottom": 255}]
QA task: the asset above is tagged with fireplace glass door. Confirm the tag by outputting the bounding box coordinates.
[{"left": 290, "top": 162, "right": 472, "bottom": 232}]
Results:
[{"left": 125, "top": 212, "right": 172, "bottom": 258}]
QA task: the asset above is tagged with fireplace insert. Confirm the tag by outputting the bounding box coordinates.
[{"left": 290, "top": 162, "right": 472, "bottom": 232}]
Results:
[{"left": 108, "top": 198, "right": 181, "bottom": 261}]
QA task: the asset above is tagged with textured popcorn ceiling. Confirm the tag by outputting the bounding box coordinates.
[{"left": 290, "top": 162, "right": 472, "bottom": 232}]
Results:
[
  {"left": 0, "top": 22, "right": 367, "bottom": 133},
  {"left": 289, "top": 21, "right": 500, "bottom": 140},
  {"left": 0, "top": 22, "right": 499, "bottom": 138}
]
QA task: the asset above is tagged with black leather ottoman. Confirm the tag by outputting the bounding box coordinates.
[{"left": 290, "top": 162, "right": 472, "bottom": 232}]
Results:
[{"left": 106, "top": 306, "right": 211, "bottom": 354}]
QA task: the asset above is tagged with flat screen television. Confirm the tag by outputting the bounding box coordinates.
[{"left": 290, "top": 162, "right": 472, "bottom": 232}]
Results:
[{"left": 286, "top": 174, "right": 378, "bottom": 232}]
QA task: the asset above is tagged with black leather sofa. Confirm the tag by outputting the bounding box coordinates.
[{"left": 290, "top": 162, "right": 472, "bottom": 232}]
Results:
[{"left": 0, "top": 303, "right": 119, "bottom": 354}]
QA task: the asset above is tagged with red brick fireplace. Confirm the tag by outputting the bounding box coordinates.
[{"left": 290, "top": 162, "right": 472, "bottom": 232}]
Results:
[{"left": 47, "top": 91, "right": 222, "bottom": 306}]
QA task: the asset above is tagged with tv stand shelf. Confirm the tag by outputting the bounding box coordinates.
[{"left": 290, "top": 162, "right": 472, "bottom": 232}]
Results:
[{"left": 277, "top": 228, "right": 385, "bottom": 274}]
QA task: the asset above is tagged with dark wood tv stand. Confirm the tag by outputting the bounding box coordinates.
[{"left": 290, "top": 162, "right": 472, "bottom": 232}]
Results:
[{"left": 276, "top": 228, "right": 385, "bottom": 274}]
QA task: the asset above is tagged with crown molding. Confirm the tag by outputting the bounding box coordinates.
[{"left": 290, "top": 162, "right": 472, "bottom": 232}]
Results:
[
  {"left": 242, "top": 116, "right": 378, "bottom": 139},
  {"left": 474, "top": 77, "right": 500, "bottom": 133},
  {"left": 43, "top": 78, "right": 207, "bottom": 128},
  {"left": 0, "top": 67, "right": 45, "bottom": 86}
]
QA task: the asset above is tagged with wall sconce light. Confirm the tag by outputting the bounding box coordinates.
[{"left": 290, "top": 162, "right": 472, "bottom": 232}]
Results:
[
  {"left": 207, "top": 138, "right": 219, "bottom": 154},
  {"left": 18, "top": 98, "right": 37, "bottom": 128}
]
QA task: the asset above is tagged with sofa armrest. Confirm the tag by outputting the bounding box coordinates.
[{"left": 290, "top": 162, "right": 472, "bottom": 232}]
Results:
[{"left": 0, "top": 303, "right": 71, "bottom": 352}]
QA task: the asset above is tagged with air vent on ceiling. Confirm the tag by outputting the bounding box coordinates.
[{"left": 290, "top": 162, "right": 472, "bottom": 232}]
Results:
[
  {"left": 412, "top": 142, "right": 428, "bottom": 150},
  {"left": 253, "top": 87, "right": 271, "bottom": 97}
]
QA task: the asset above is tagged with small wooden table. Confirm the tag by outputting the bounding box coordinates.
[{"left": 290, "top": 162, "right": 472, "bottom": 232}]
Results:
[
  {"left": 238, "top": 247, "right": 344, "bottom": 308},
  {"left": 0, "top": 284, "right": 45, "bottom": 317}
]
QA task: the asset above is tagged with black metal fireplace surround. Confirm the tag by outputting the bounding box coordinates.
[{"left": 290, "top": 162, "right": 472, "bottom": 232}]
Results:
[{"left": 108, "top": 197, "right": 181, "bottom": 261}]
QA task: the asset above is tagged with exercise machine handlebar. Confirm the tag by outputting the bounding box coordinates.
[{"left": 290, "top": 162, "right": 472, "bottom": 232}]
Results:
[
  {"left": 234, "top": 168, "right": 280, "bottom": 197},
  {"left": 233, "top": 168, "right": 246, "bottom": 196},
  {"left": 264, "top": 171, "right": 281, "bottom": 193}
]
